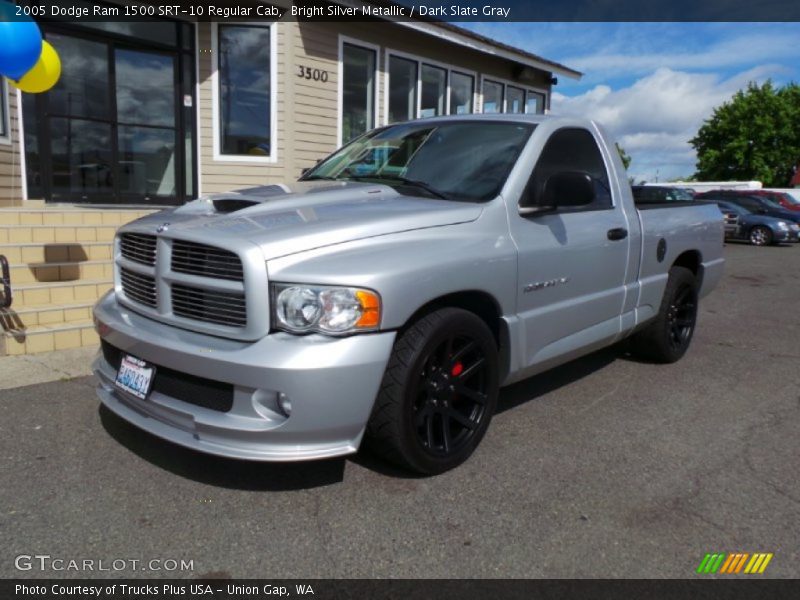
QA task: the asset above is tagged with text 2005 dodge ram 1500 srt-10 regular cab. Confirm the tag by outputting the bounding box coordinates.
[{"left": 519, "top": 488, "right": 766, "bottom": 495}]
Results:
[{"left": 93, "top": 115, "right": 725, "bottom": 474}]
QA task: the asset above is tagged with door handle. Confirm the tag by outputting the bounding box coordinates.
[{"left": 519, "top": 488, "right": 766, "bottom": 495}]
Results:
[{"left": 607, "top": 227, "right": 628, "bottom": 241}]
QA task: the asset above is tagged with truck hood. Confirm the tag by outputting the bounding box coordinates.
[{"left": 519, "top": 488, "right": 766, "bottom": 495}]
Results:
[{"left": 133, "top": 181, "right": 483, "bottom": 259}]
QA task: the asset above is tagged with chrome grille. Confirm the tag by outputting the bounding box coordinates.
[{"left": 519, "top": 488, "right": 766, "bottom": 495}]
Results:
[
  {"left": 119, "top": 233, "right": 156, "bottom": 266},
  {"left": 171, "top": 240, "right": 244, "bottom": 281},
  {"left": 120, "top": 268, "right": 157, "bottom": 307},
  {"left": 172, "top": 284, "right": 247, "bottom": 327}
]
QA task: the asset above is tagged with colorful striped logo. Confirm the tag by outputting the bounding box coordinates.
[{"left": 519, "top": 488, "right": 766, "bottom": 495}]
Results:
[{"left": 697, "top": 552, "right": 773, "bottom": 574}]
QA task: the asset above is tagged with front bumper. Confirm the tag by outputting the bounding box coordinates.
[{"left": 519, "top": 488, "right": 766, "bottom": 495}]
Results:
[{"left": 92, "top": 292, "right": 396, "bottom": 461}]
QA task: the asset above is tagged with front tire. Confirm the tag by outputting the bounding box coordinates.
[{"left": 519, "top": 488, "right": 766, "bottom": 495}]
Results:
[
  {"left": 629, "top": 266, "right": 698, "bottom": 363},
  {"left": 749, "top": 226, "right": 773, "bottom": 246},
  {"left": 365, "top": 308, "right": 499, "bottom": 474}
]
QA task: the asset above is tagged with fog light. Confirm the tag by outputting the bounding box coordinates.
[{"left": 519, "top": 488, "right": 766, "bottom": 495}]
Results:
[{"left": 277, "top": 392, "right": 292, "bottom": 417}]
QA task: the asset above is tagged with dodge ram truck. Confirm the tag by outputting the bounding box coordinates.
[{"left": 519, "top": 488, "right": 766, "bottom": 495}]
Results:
[{"left": 92, "top": 115, "right": 725, "bottom": 474}]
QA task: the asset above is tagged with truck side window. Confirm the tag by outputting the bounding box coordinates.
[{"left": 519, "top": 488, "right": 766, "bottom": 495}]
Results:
[{"left": 523, "top": 128, "right": 612, "bottom": 211}]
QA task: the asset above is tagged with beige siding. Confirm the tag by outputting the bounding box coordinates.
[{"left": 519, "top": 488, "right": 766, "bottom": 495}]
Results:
[{"left": 0, "top": 86, "right": 24, "bottom": 207}]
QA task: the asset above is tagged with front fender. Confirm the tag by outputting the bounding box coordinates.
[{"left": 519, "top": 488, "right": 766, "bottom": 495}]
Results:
[{"left": 266, "top": 203, "right": 517, "bottom": 330}]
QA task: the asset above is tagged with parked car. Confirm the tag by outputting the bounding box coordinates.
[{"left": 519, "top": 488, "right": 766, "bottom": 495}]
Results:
[
  {"left": 92, "top": 115, "right": 725, "bottom": 474},
  {"left": 708, "top": 200, "right": 800, "bottom": 245},
  {"left": 695, "top": 191, "right": 800, "bottom": 231},
  {"left": 632, "top": 185, "right": 695, "bottom": 204},
  {"left": 761, "top": 188, "right": 800, "bottom": 211}
]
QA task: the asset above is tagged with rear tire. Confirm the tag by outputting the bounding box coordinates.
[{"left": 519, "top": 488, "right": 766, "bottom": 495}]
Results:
[
  {"left": 365, "top": 308, "right": 499, "bottom": 475},
  {"left": 749, "top": 226, "right": 773, "bottom": 246},
  {"left": 629, "top": 266, "right": 698, "bottom": 363}
]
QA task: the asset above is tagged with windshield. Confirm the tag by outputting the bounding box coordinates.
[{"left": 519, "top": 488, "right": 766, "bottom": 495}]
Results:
[
  {"left": 778, "top": 192, "right": 800, "bottom": 206},
  {"left": 301, "top": 121, "right": 535, "bottom": 202}
]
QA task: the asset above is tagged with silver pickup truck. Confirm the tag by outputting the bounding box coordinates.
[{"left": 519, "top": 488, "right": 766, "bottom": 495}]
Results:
[{"left": 92, "top": 115, "right": 725, "bottom": 474}]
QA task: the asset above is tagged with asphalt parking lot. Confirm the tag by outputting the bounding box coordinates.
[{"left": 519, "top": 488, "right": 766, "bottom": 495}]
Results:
[{"left": 1, "top": 242, "right": 798, "bottom": 579}]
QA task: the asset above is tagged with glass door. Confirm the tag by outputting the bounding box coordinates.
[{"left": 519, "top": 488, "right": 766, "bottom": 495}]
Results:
[
  {"left": 23, "top": 25, "right": 191, "bottom": 205},
  {"left": 114, "top": 48, "right": 178, "bottom": 202}
]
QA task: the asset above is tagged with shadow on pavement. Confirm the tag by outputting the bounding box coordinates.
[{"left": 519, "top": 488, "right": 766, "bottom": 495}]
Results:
[
  {"left": 98, "top": 405, "right": 346, "bottom": 491},
  {"left": 496, "top": 345, "right": 620, "bottom": 414}
]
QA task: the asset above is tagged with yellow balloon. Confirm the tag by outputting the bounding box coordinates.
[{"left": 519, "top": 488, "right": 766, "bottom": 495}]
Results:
[{"left": 13, "top": 41, "right": 61, "bottom": 94}]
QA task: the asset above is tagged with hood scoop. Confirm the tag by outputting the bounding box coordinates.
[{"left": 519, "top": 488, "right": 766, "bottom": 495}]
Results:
[{"left": 212, "top": 198, "right": 261, "bottom": 213}]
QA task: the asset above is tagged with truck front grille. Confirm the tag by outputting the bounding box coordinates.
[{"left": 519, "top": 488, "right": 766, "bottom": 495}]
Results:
[
  {"left": 171, "top": 240, "right": 244, "bottom": 281},
  {"left": 115, "top": 233, "right": 263, "bottom": 339},
  {"left": 172, "top": 284, "right": 247, "bottom": 327},
  {"left": 119, "top": 268, "right": 157, "bottom": 307},
  {"left": 119, "top": 233, "right": 156, "bottom": 266}
]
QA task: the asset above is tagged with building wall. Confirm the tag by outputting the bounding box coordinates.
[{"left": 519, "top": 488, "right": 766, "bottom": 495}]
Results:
[
  {"left": 1, "top": 20, "right": 554, "bottom": 205},
  {"left": 0, "top": 85, "right": 24, "bottom": 207},
  {"left": 196, "top": 20, "right": 552, "bottom": 195}
]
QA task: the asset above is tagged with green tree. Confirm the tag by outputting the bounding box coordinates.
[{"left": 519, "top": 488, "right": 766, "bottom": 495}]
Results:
[
  {"left": 691, "top": 81, "right": 800, "bottom": 186},
  {"left": 616, "top": 143, "right": 632, "bottom": 170}
]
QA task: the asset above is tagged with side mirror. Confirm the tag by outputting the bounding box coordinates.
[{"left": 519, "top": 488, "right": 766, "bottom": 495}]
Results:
[{"left": 520, "top": 171, "right": 595, "bottom": 215}]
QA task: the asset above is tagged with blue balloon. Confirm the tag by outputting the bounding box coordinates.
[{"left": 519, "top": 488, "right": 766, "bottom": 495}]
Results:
[{"left": 0, "top": 2, "right": 42, "bottom": 80}]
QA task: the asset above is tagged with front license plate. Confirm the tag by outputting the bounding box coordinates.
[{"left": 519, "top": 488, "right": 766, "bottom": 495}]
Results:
[{"left": 115, "top": 354, "right": 155, "bottom": 400}]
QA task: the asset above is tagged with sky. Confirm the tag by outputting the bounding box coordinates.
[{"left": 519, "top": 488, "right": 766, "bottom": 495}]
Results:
[{"left": 462, "top": 22, "right": 800, "bottom": 183}]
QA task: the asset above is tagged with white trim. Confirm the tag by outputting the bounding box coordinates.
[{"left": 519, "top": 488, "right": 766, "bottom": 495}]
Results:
[
  {"left": 0, "top": 79, "right": 11, "bottom": 145},
  {"left": 383, "top": 48, "right": 478, "bottom": 123},
  {"left": 337, "top": 35, "right": 380, "bottom": 147},
  {"left": 194, "top": 22, "right": 202, "bottom": 197},
  {"left": 211, "top": 21, "right": 278, "bottom": 164},
  {"left": 394, "top": 20, "right": 581, "bottom": 81},
  {"left": 16, "top": 88, "right": 28, "bottom": 202},
  {"left": 478, "top": 74, "right": 548, "bottom": 115}
]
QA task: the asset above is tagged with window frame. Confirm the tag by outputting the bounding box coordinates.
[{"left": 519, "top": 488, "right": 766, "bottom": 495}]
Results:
[
  {"left": 211, "top": 21, "right": 278, "bottom": 163},
  {"left": 338, "top": 36, "right": 380, "bottom": 147},
  {"left": 478, "top": 74, "right": 548, "bottom": 115},
  {"left": 0, "top": 79, "right": 10, "bottom": 144},
  {"left": 448, "top": 69, "right": 476, "bottom": 116},
  {"left": 383, "top": 48, "right": 478, "bottom": 124}
]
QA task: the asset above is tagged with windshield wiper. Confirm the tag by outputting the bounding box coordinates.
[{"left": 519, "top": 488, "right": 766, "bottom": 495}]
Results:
[
  {"left": 343, "top": 175, "right": 449, "bottom": 200},
  {"left": 300, "top": 175, "right": 338, "bottom": 181}
]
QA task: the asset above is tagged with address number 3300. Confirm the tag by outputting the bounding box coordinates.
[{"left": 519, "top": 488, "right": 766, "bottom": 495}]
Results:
[{"left": 297, "top": 65, "right": 330, "bottom": 82}]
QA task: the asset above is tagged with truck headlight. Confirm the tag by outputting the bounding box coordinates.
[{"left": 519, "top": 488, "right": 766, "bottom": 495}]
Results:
[{"left": 272, "top": 284, "right": 381, "bottom": 334}]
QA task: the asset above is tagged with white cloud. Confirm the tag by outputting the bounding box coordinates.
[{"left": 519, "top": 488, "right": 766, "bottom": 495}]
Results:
[
  {"left": 551, "top": 65, "right": 783, "bottom": 181},
  {"left": 564, "top": 31, "right": 800, "bottom": 80}
]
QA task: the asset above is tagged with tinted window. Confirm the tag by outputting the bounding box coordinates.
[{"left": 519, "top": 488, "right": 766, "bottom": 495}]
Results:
[
  {"left": 524, "top": 128, "right": 612, "bottom": 210},
  {"left": 304, "top": 121, "right": 534, "bottom": 203},
  {"left": 218, "top": 25, "right": 272, "bottom": 155},
  {"left": 342, "top": 44, "right": 376, "bottom": 143},
  {"left": 388, "top": 56, "right": 417, "bottom": 123}
]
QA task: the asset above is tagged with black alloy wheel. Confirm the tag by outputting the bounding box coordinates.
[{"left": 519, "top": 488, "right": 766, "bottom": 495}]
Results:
[
  {"left": 366, "top": 308, "right": 499, "bottom": 474},
  {"left": 412, "top": 333, "right": 490, "bottom": 457}
]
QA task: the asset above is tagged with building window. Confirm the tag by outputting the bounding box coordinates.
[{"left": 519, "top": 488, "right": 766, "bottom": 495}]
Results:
[
  {"left": 217, "top": 25, "right": 272, "bottom": 157},
  {"left": 506, "top": 85, "right": 525, "bottom": 114},
  {"left": 388, "top": 55, "right": 417, "bottom": 123},
  {"left": 0, "top": 79, "right": 9, "bottom": 141},
  {"left": 482, "top": 80, "right": 503, "bottom": 113},
  {"left": 449, "top": 71, "right": 474, "bottom": 115},
  {"left": 526, "top": 90, "right": 546, "bottom": 114},
  {"left": 420, "top": 64, "right": 446, "bottom": 117},
  {"left": 386, "top": 52, "right": 477, "bottom": 123},
  {"left": 341, "top": 42, "right": 376, "bottom": 144},
  {"left": 481, "top": 78, "right": 547, "bottom": 115}
]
